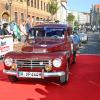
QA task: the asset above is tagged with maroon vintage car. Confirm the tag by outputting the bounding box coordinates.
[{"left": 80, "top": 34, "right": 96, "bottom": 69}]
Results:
[{"left": 3, "top": 23, "right": 76, "bottom": 84}]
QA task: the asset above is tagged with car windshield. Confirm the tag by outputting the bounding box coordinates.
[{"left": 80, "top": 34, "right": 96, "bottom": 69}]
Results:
[{"left": 29, "top": 28, "right": 65, "bottom": 39}]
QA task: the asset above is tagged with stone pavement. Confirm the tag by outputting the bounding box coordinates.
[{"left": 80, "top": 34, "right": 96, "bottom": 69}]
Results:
[{"left": 78, "top": 32, "right": 100, "bottom": 54}]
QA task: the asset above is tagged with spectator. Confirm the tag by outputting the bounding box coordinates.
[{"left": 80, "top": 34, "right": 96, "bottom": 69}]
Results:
[
  {"left": 13, "top": 22, "right": 21, "bottom": 42},
  {"left": 70, "top": 31, "right": 81, "bottom": 52},
  {"left": 25, "top": 19, "right": 31, "bottom": 35},
  {"left": 92, "top": 25, "right": 96, "bottom": 32},
  {"left": 1, "top": 22, "right": 9, "bottom": 35},
  {"left": 0, "top": 23, "right": 2, "bottom": 35},
  {"left": 20, "top": 20, "right": 27, "bottom": 42},
  {"left": 9, "top": 21, "right": 16, "bottom": 41},
  {"left": 7, "top": 23, "right": 13, "bottom": 35}
]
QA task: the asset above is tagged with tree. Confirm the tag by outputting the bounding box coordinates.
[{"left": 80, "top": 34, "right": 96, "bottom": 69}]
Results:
[
  {"left": 49, "top": 0, "right": 59, "bottom": 21},
  {"left": 67, "top": 13, "right": 75, "bottom": 26},
  {"left": 74, "top": 21, "right": 79, "bottom": 27}
]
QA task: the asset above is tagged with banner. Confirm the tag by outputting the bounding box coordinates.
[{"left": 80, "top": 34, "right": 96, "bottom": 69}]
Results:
[{"left": 0, "top": 35, "right": 13, "bottom": 56}]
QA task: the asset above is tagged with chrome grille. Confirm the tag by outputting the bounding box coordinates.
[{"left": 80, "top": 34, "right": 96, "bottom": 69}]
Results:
[{"left": 15, "top": 59, "right": 51, "bottom": 68}]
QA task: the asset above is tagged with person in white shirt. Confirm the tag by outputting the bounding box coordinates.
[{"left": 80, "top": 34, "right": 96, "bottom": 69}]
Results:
[{"left": 20, "top": 20, "right": 27, "bottom": 42}]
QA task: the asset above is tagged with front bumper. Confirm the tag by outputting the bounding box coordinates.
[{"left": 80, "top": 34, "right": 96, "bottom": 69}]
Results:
[{"left": 3, "top": 69, "right": 65, "bottom": 78}]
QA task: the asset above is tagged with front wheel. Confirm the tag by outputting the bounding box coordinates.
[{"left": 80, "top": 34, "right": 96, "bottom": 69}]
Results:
[
  {"left": 8, "top": 75, "right": 18, "bottom": 82},
  {"left": 60, "top": 63, "right": 69, "bottom": 84}
]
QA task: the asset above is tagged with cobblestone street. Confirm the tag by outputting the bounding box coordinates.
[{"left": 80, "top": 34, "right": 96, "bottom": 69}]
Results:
[{"left": 78, "top": 32, "right": 100, "bottom": 54}]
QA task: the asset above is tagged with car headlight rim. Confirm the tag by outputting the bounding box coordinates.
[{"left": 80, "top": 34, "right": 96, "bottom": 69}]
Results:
[
  {"left": 53, "top": 58, "right": 62, "bottom": 68},
  {"left": 4, "top": 58, "right": 13, "bottom": 66}
]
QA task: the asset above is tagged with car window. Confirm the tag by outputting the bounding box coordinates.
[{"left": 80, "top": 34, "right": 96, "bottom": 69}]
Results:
[{"left": 46, "top": 28, "right": 64, "bottom": 38}]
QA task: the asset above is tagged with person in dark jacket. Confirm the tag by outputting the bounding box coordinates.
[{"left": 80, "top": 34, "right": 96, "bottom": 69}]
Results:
[
  {"left": 1, "top": 23, "right": 9, "bottom": 35},
  {"left": 0, "top": 24, "right": 2, "bottom": 35},
  {"left": 25, "top": 19, "right": 31, "bottom": 35}
]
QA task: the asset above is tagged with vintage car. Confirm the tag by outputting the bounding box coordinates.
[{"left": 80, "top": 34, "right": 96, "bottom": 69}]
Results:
[{"left": 3, "top": 24, "right": 76, "bottom": 84}]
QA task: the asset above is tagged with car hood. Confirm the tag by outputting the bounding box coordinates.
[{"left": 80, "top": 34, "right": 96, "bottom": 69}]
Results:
[{"left": 22, "top": 39, "right": 67, "bottom": 53}]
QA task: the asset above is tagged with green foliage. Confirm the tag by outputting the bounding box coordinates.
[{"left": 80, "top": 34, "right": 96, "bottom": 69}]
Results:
[
  {"left": 67, "top": 13, "right": 75, "bottom": 23},
  {"left": 49, "top": 0, "right": 59, "bottom": 16},
  {"left": 74, "top": 21, "right": 79, "bottom": 27}
]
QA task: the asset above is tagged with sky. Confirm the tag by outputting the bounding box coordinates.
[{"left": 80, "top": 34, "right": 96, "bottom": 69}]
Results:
[{"left": 67, "top": 0, "right": 100, "bottom": 12}]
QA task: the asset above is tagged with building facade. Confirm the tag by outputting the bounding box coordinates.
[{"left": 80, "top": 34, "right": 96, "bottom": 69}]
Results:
[
  {"left": 68, "top": 10, "right": 90, "bottom": 26},
  {"left": 0, "top": 0, "right": 51, "bottom": 25},
  {"left": 90, "top": 4, "right": 100, "bottom": 27},
  {"left": 56, "top": 0, "right": 67, "bottom": 24},
  {"left": 78, "top": 12, "right": 90, "bottom": 25}
]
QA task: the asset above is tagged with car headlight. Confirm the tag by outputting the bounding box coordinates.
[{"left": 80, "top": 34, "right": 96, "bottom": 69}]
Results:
[
  {"left": 4, "top": 58, "right": 13, "bottom": 66},
  {"left": 53, "top": 58, "right": 62, "bottom": 68}
]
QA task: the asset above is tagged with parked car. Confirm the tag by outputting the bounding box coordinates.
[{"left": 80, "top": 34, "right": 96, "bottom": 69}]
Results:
[
  {"left": 78, "top": 32, "right": 88, "bottom": 43},
  {"left": 3, "top": 23, "right": 77, "bottom": 84}
]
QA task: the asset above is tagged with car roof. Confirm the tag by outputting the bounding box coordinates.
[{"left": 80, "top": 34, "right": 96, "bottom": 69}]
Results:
[{"left": 33, "top": 23, "right": 68, "bottom": 30}]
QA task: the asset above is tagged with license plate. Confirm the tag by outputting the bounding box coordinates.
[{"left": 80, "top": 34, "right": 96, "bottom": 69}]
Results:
[{"left": 18, "top": 71, "right": 42, "bottom": 78}]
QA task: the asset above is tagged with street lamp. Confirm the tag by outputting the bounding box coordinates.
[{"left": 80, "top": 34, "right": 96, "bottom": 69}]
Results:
[{"left": 8, "top": 0, "right": 12, "bottom": 21}]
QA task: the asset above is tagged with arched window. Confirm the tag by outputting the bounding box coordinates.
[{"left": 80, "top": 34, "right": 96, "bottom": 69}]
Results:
[
  {"left": 34, "top": 0, "right": 36, "bottom": 8},
  {"left": 31, "top": 0, "right": 33, "bottom": 7},
  {"left": 27, "top": 0, "right": 30, "bottom": 6}
]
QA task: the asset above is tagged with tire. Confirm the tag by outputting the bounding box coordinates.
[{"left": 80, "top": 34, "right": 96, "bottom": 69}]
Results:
[
  {"left": 8, "top": 75, "right": 18, "bottom": 82},
  {"left": 60, "top": 63, "right": 69, "bottom": 84}
]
